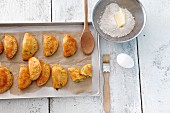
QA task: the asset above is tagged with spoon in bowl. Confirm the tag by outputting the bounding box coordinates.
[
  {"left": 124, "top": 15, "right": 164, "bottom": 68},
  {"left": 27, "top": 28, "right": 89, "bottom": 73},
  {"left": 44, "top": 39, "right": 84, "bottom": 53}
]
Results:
[{"left": 81, "top": 0, "right": 95, "bottom": 55}]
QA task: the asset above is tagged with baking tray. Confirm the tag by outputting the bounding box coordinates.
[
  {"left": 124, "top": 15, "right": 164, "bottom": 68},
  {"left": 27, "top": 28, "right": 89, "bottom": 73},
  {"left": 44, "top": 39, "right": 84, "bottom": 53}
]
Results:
[{"left": 0, "top": 22, "right": 100, "bottom": 99}]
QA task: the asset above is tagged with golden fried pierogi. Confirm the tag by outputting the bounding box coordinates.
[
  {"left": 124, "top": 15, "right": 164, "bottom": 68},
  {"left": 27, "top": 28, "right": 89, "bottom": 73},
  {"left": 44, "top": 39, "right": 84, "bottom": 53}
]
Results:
[
  {"left": 36, "top": 61, "right": 51, "bottom": 86},
  {"left": 0, "top": 40, "right": 3, "bottom": 54},
  {"left": 63, "top": 34, "right": 77, "bottom": 57},
  {"left": 43, "top": 34, "right": 59, "bottom": 57},
  {"left": 68, "top": 67, "right": 85, "bottom": 83},
  {"left": 18, "top": 65, "right": 32, "bottom": 89},
  {"left": 52, "top": 64, "right": 68, "bottom": 89},
  {"left": 28, "top": 57, "right": 41, "bottom": 80},
  {"left": 80, "top": 64, "right": 92, "bottom": 78},
  {"left": 4, "top": 34, "right": 18, "bottom": 59},
  {"left": 0, "top": 66, "right": 13, "bottom": 94},
  {"left": 22, "top": 33, "right": 38, "bottom": 61}
]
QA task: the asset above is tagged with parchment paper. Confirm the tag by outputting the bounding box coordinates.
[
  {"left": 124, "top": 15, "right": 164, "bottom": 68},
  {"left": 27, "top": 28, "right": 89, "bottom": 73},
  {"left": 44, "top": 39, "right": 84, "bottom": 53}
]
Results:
[{"left": 0, "top": 24, "right": 100, "bottom": 99}]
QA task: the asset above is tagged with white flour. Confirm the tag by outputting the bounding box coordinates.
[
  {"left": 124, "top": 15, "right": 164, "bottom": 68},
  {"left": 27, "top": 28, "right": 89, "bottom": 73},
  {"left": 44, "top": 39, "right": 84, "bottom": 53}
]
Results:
[{"left": 99, "top": 3, "right": 135, "bottom": 38}]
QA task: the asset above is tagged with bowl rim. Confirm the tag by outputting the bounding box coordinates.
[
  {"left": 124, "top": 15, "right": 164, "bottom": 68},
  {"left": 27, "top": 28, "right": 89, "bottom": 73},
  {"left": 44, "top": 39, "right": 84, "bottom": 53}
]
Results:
[{"left": 92, "top": 0, "right": 147, "bottom": 43}]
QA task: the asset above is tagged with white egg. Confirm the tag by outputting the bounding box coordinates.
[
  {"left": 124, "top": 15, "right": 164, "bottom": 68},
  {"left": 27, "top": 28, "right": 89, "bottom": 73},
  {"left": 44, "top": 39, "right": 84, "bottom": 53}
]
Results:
[{"left": 117, "top": 53, "right": 134, "bottom": 68}]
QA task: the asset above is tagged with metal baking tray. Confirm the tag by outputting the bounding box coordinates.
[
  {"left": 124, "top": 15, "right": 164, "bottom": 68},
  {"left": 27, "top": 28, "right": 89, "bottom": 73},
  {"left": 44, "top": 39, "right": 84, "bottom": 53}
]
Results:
[{"left": 0, "top": 22, "right": 100, "bottom": 99}]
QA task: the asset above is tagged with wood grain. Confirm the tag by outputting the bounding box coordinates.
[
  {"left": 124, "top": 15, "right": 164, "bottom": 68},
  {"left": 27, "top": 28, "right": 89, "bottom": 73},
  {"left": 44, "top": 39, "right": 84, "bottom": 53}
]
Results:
[
  {"left": 52, "top": 0, "right": 98, "bottom": 22},
  {"left": 0, "top": 0, "right": 51, "bottom": 113},
  {"left": 83, "top": 0, "right": 89, "bottom": 29},
  {"left": 103, "top": 72, "right": 110, "bottom": 113},
  {"left": 0, "top": 0, "right": 51, "bottom": 22},
  {"left": 0, "top": 98, "right": 49, "bottom": 113},
  {"left": 138, "top": 0, "right": 170, "bottom": 113},
  {"left": 50, "top": 97, "right": 103, "bottom": 113}
]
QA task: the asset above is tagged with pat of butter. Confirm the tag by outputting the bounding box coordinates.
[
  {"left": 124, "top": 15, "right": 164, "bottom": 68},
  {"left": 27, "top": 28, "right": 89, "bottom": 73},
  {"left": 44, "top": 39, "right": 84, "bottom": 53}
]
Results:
[{"left": 114, "top": 9, "right": 126, "bottom": 28}]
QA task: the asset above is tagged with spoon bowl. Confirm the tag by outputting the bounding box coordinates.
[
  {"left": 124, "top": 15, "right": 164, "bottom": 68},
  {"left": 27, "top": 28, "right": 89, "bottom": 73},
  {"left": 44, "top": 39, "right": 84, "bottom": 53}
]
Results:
[{"left": 81, "top": 30, "right": 95, "bottom": 55}]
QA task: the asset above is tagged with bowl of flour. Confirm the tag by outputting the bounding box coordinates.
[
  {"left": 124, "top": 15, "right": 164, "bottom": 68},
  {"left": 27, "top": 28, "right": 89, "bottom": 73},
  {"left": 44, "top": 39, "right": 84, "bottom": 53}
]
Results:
[{"left": 92, "top": 0, "right": 146, "bottom": 42}]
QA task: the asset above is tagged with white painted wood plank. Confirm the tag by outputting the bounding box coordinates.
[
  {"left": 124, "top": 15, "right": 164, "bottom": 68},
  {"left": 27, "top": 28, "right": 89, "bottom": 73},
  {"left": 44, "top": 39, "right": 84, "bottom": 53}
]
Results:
[
  {"left": 50, "top": 96, "right": 103, "bottom": 113},
  {"left": 138, "top": 0, "right": 170, "bottom": 113},
  {"left": 0, "top": 0, "right": 51, "bottom": 113},
  {"left": 0, "top": 98, "right": 49, "bottom": 113},
  {"left": 51, "top": 0, "right": 142, "bottom": 113},
  {"left": 52, "top": 0, "right": 98, "bottom": 22},
  {"left": 0, "top": 0, "right": 51, "bottom": 23}
]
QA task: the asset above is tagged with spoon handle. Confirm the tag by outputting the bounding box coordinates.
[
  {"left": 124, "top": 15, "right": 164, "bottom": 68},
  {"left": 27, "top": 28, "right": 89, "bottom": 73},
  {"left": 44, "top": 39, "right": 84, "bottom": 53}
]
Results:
[{"left": 84, "top": 0, "right": 89, "bottom": 31}]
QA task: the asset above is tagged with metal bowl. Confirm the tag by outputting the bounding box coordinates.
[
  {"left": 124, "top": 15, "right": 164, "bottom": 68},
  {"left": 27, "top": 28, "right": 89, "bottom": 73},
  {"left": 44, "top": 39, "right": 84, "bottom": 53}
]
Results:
[{"left": 92, "top": 0, "right": 146, "bottom": 42}]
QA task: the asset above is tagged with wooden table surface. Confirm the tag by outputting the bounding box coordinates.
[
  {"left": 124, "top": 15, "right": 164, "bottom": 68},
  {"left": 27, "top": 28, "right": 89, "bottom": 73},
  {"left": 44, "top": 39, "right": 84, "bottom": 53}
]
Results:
[{"left": 0, "top": 0, "right": 169, "bottom": 113}]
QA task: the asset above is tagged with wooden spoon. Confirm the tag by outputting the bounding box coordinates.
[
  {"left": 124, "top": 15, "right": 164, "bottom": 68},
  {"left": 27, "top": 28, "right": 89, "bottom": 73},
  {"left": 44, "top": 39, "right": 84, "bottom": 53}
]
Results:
[{"left": 81, "top": 0, "right": 95, "bottom": 55}]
